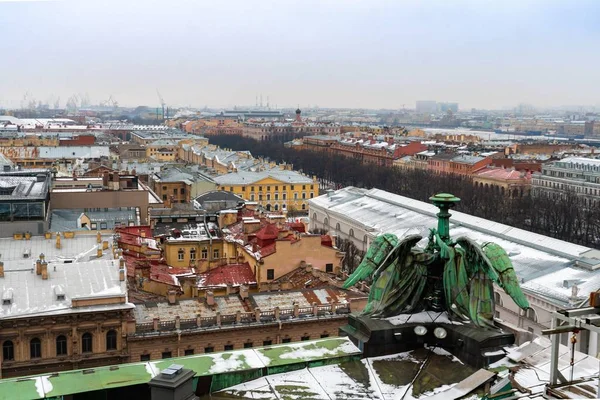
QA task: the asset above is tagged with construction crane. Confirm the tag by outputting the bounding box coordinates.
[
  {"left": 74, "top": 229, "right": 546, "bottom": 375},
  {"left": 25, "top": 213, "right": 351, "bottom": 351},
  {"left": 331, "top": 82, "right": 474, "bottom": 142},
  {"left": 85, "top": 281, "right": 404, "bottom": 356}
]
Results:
[{"left": 156, "top": 90, "right": 166, "bottom": 120}]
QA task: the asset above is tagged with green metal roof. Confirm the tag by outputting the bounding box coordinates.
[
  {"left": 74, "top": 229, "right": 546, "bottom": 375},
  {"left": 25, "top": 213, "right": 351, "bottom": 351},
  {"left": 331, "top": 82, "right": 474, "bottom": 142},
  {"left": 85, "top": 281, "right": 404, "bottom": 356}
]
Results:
[{"left": 0, "top": 337, "right": 360, "bottom": 400}]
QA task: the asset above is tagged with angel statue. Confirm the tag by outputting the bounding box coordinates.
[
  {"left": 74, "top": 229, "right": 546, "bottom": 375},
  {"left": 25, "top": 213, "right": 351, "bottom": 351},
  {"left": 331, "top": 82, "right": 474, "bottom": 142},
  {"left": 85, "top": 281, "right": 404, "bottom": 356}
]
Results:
[{"left": 343, "top": 193, "right": 530, "bottom": 329}]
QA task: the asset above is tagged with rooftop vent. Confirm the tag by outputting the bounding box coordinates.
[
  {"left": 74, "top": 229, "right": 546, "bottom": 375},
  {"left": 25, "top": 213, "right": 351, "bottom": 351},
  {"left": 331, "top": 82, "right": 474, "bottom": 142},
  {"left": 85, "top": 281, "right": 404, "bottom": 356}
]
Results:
[
  {"left": 36, "top": 174, "right": 46, "bottom": 182},
  {"left": 2, "top": 288, "right": 13, "bottom": 305},
  {"left": 23, "top": 248, "right": 31, "bottom": 259},
  {"left": 161, "top": 364, "right": 184, "bottom": 379}
]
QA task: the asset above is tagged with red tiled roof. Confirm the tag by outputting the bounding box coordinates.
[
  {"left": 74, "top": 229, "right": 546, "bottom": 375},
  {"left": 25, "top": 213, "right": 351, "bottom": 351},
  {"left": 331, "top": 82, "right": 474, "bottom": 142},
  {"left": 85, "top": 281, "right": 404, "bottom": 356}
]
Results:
[
  {"left": 255, "top": 223, "right": 279, "bottom": 240},
  {"left": 258, "top": 243, "right": 277, "bottom": 258},
  {"left": 149, "top": 264, "right": 194, "bottom": 286},
  {"left": 321, "top": 235, "right": 333, "bottom": 247},
  {"left": 287, "top": 222, "right": 306, "bottom": 233},
  {"left": 116, "top": 225, "right": 153, "bottom": 237},
  {"left": 197, "top": 263, "right": 256, "bottom": 288}
]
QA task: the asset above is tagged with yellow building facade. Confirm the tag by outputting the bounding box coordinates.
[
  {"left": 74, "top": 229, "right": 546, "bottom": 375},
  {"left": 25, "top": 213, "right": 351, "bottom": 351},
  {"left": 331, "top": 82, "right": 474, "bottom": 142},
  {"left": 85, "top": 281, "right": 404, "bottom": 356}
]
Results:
[
  {"left": 215, "top": 173, "right": 318, "bottom": 213},
  {"left": 162, "top": 238, "right": 237, "bottom": 271}
]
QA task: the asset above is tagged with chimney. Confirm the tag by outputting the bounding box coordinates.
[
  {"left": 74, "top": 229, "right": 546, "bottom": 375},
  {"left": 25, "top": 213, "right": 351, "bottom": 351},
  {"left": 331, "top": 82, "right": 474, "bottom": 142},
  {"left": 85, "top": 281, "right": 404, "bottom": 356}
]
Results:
[
  {"left": 103, "top": 240, "right": 109, "bottom": 250},
  {"left": 119, "top": 268, "right": 125, "bottom": 281},
  {"left": 56, "top": 233, "right": 61, "bottom": 249},
  {"left": 239, "top": 285, "right": 248, "bottom": 300},
  {"left": 226, "top": 284, "right": 232, "bottom": 295},
  {"left": 36, "top": 259, "right": 42, "bottom": 275},
  {"left": 96, "top": 231, "right": 102, "bottom": 244},
  {"left": 39, "top": 253, "right": 45, "bottom": 261},
  {"left": 167, "top": 290, "right": 177, "bottom": 305},
  {"left": 97, "top": 245, "right": 103, "bottom": 258},
  {"left": 119, "top": 257, "right": 126, "bottom": 269},
  {"left": 206, "top": 290, "right": 214, "bottom": 306},
  {"left": 41, "top": 261, "right": 48, "bottom": 280},
  {"left": 0, "top": 261, "right": 4, "bottom": 278}
]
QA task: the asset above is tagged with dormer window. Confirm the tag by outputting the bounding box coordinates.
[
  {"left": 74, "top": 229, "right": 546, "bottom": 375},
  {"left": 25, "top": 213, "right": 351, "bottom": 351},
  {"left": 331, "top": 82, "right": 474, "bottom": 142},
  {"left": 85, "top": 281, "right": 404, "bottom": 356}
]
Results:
[
  {"left": 56, "top": 294, "right": 65, "bottom": 301},
  {"left": 54, "top": 285, "right": 65, "bottom": 301},
  {"left": 2, "top": 289, "right": 13, "bottom": 306}
]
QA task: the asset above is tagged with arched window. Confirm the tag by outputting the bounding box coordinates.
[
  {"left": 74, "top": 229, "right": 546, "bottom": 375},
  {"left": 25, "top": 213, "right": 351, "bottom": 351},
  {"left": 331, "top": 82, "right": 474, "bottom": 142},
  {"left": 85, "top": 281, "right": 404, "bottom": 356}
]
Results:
[
  {"left": 525, "top": 308, "right": 537, "bottom": 322},
  {"left": 56, "top": 335, "right": 67, "bottom": 356},
  {"left": 106, "top": 330, "right": 117, "bottom": 351},
  {"left": 2, "top": 340, "right": 14, "bottom": 361},
  {"left": 349, "top": 229, "right": 355, "bottom": 237},
  {"left": 494, "top": 292, "right": 503, "bottom": 306},
  {"left": 301, "top": 204, "right": 306, "bottom": 210},
  {"left": 30, "top": 338, "right": 42, "bottom": 359},
  {"left": 324, "top": 217, "right": 328, "bottom": 226},
  {"left": 274, "top": 204, "right": 279, "bottom": 211},
  {"left": 312, "top": 213, "right": 317, "bottom": 221},
  {"left": 363, "top": 235, "right": 368, "bottom": 243},
  {"left": 335, "top": 223, "right": 341, "bottom": 232},
  {"left": 82, "top": 333, "right": 93, "bottom": 353}
]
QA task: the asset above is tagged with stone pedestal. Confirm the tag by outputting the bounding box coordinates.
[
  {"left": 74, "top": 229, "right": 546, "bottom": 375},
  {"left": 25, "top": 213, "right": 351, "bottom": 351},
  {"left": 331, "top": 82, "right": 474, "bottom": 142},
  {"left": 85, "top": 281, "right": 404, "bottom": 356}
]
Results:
[{"left": 148, "top": 365, "right": 198, "bottom": 400}]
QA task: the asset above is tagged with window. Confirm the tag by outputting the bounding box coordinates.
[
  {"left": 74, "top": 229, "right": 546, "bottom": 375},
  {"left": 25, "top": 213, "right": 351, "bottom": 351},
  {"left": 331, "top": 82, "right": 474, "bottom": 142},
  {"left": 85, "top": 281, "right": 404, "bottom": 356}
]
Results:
[
  {"left": 326, "top": 263, "right": 333, "bottom": 273},
  {"left": 266, "top": 186, "right": 270, "bottom": 191},
  {"left": 106, "top": 330, "right": 117, "bottom": 351},
  {"left": 229, "top": 187, "right": 234, "bottom": 192},
  {"left": 180, "top": 188, "right": 185, "bottom": 195},
  {"left": 349, "top": 229, "right": 355, "bottom": 237},
  {"left": 213, "top": 249, "right": 220, "bottom": 259},
  {"left": 204, "top": 346, "right": 214, "bottom": 353},
  {"left": 494, "top": 292, "right": 502, "bottom": 306},
  {"left": 224, "top": 344, "right": 234, "bottom": 351},
  {"left": 266, "top": 194, "right": 271, "bottom": 201},
  {"left": 162, "top": 194, "right": 167, "bottom": 200},
  {"left": 201, "top": 248, "right": 208, "bottom": 259},
  {"left": 363, "top": 235, "right": 368, "bottom": 243},
  {"left": 310, "top": 193, "right": 314, "bottom": 198},
  {"left": 184, "top": 349, "right": 194, "bottom": 356},
  {"left": 82, "top": 333, "right": 93, "bottom": 353},
  {"left": 56, "top": 335, "right": 67, "bottom": 356},
  {"left": 525, "top": 308, "right": 537, "bottom": 322},
  {"left": 320, "top": 334, "right": 330, "bottom": 338},
  {"left": 301, "top": 204, "right": 306, "bottom": 210},
  {"left": 140, "top": 354, "right": 150, "bottom": 361},
  {"left": 250, "top": 194, "right": 255, "bottom": 201},
  {"left": 251, "top": 186, "right": 255, "bottom": 192},
  {"left": 241, "top": 187, "right": 246, "bottom": 192},
  {"left": 290, "top": 185, "right": 295, "bottom": 190},
  {"left": 173, "top": 188, "right": 177, "bottom": 195},
  {"left": 275, "top": 186, "right": 278, "bottom": 191},
  {"left": 267, "top": 269, "right": 274, "bottom": 280},
  {"left": 30, "top": 338, "right": 42, "bottom": 359},
  {"left": 282, "top": 193, "right": 287, "bottom": 200},
  {"left": 258, "top": 195, "right": 263, "bottom": 201},
  {"left": 258, "top": 186, "right": 262, "bottom": 191},
  {"left": 302, "top": 185, "right": 306, "bottom": 190},
  {"left": 244, "top": 342, "right": 253, "bottom": 349},
  {"left": 294, "top": 193, "right": 298, "bottom": 200},
  {"left": 283, "top": 185, "right": 287, "bottom": 190},
  {"left": 302, "top": 193, "right": 306, "bottom": 199},
  {"left": 178, "top": 249, "right": 185, "bottom": 261},
  {"left": 162, "top": 351, "right": 172, "bottom": 359},
  {"left": 162, "top": 186, "right": 167, "bottom": 191},
  {"left": 301, "top": 335, "right": 310, "bottom": 341},
  {"left": 190, "top": 249, "right": 196, "bottom": 261},
  {"left": 274, "top": 193, "right": 279, "bottom": 200},
  {"left": 100, "top": 222, "right": 107, "bottom": 229},
  {"left": 263, "top": 340, "right": 272, "bottom": 346},
  {"left": 3, "top": 340, "right": 14, "bottom": 361},
  {"left": 282, "top": 338, "right": 291, "bottom": 343},
  {"left": 91, "top": 222, "right": 97, "bottom": 230}
]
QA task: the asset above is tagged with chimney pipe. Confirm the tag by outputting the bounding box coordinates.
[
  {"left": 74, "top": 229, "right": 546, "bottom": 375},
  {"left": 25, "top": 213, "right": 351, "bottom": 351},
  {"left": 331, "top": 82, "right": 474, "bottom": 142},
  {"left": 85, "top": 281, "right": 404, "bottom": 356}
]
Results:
[
  {"left": 96, "top": 231, "right": 102, "bottom": 244},
  {"left": 41, "top": 261, "right": 48, "bottom": 280},
  {"left": 56, "top": 233, "right": 61, "bottom": 249},
  {"left": 119, "top": 268, "right": 125, "bottom": 281},
  {"left": 0, "top": 261, "right": 4, "bottom": 278}
]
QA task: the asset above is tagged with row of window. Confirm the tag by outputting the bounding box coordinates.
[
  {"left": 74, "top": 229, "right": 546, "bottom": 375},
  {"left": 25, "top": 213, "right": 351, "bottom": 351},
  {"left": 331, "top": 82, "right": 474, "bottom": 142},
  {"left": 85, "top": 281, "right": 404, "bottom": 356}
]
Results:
[
  {"left": 315, "top": 215, "right": 368, "bottom": 243},
  {"left": 242, "top": 192, "right": 314, "bottom": 201},
  {"left": 140, "top": 334, "right": 330, "bottom": 361},
  {"left": 241, "top": 184, "right": 314, "bottom": 192},
  {"left": 162, "top": 186, "right": 186, "bottom": 195},
  {"left": 2, "top": 331, "right": 117, "bottom": 361},
  {"left": 177, "top": 248, "right": 219, "bottom": 261}
]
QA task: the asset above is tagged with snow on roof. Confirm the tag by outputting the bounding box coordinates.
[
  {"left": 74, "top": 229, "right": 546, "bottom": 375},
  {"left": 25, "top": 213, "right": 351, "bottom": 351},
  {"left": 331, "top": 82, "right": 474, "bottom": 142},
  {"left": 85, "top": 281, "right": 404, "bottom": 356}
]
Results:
[
  {"left": 214, "top": 169, "right": 313, "bottom": 185},
  {"left": 310, "top": 187, "right": 599, "bottom": 307},
  {"left": 0, "top": 256, "right": 130, "bottom": 320}
]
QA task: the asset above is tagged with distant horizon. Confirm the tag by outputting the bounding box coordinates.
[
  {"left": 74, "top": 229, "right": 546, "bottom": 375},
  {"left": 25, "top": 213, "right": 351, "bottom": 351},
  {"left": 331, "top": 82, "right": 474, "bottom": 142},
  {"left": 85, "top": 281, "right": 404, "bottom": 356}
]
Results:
[{"left": 1, "top": 0, "right": 599, "bottom": 111}]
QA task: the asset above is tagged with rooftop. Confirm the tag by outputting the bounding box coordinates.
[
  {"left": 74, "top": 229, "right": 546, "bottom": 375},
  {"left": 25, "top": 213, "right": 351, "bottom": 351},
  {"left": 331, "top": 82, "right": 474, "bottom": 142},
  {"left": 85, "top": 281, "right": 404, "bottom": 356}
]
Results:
[
  {"left": 196, "top": 263, "right": 256, "bottom": 289},
  {"left": 214, "top": 169, "right": 313, "bottom": 185},
  {"left": 310, "top": 187, "right": 600, "bottom": 307},
  {"left": 0, "top": 254, "right": 130, "bottom": 319},
  {"left": 50, "top": 208, "right": 139, "bottom": 232}
]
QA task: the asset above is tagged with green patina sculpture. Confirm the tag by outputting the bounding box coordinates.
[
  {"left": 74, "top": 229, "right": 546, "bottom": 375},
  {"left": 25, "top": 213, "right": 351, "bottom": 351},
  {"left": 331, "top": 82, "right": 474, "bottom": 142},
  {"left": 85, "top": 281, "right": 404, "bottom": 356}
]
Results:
[{"left": 343, "top": 193, "right": 530, "bottom": 328}]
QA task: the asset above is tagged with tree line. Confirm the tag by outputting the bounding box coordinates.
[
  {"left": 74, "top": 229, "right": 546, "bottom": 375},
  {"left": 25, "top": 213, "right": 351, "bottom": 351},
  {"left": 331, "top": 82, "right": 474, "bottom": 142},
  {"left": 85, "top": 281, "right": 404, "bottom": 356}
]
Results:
[{"left": 208, "top": 134, "right": 600, "bottom": 249}]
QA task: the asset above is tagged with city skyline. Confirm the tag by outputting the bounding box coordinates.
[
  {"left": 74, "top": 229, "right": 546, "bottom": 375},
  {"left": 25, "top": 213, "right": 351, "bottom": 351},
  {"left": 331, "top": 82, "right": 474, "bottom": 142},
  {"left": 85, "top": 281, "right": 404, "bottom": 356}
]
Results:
[{"left": 1, "top": 0, "right": 599, "bottom": 110}]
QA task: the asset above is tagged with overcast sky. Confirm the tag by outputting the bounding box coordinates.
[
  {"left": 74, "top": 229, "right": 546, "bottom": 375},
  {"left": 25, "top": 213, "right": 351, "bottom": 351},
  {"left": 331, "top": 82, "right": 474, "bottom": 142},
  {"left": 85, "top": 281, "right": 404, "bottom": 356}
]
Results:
[{"left": 1, "top": 0, "right": 599, "bottom": 110}]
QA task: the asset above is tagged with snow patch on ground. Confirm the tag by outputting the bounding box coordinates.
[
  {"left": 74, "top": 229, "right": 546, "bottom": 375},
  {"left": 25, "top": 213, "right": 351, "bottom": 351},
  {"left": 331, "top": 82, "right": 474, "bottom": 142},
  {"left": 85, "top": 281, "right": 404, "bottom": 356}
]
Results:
[
  {"left": 208, "top": 353, "right": 245, "bottom": 374},
  {"left": 278, "top": 340, "right": 358, "bottom": 361},
  {"left": 34, "top": 376, "right": 53, "bottom": 398},
  {"left": 145, "top": 362, "right": 159, "bottom": 378}
]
